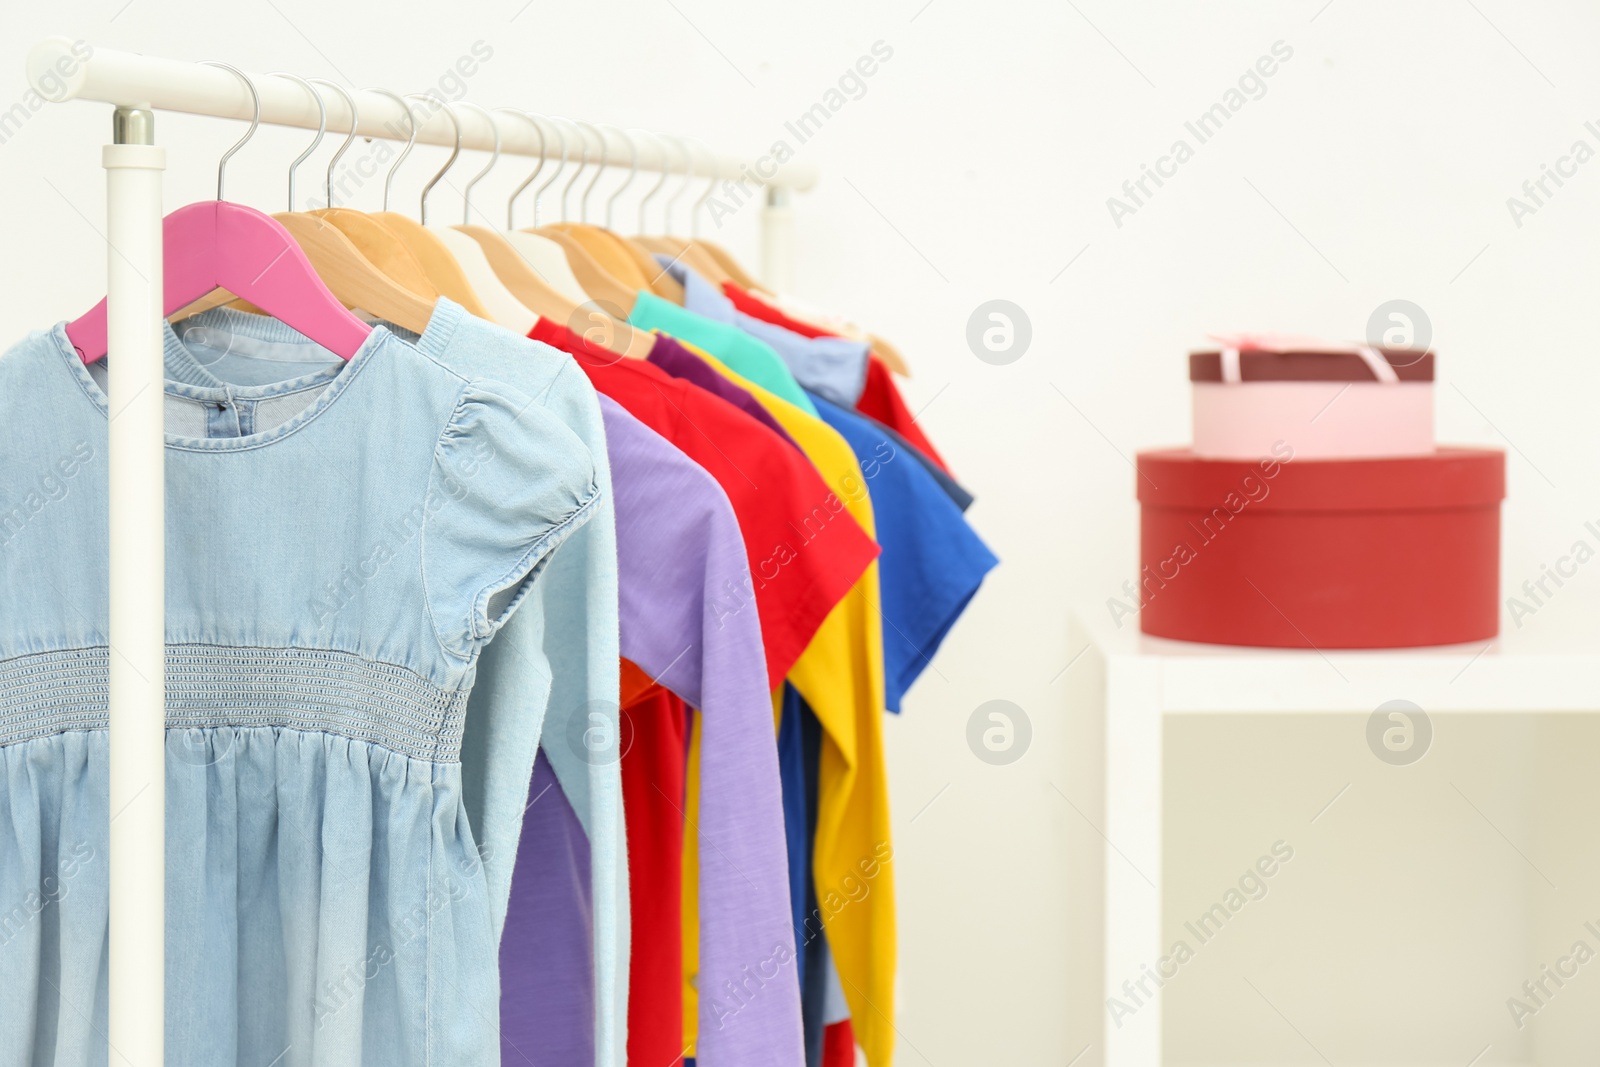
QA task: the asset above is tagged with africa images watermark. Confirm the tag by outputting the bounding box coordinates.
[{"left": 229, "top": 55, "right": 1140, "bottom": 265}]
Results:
[
  {"left": 0, "top": 440, "right": 96, "bottom": 551},
  {"left": 704, "top": 40, "right": 896, "bottom": 228},
  {"left": 301, "top": 41, "right": 496, "bottom": 211},
  {"left": 0, "top": 841, "right": 96, "bottom": 950},
  {"left": 312, "top": 841, "right": 492, "bottom": 1029},
  {"left": 1, "top": 39, "right": 93, "bottom": 146},
  {"left": 1504, "top": 920, "right": 1600, "bottom": 1029},
  {"left": 1504, "top": 517, "right": 1600, "bottom": 628},
  {"left": 703, "top": 841, "right": 894, "bottom": 1032},
  {"left": 1105, "top": 40, "right": 1295, "bottom": 228},
  {"left": 1504, "top": 119, "right": 1600, "bottom": 230},
  {"left": 1107, "top": 840, "right": 1295, "bottom": 1028},
  {"left": 1106, "top": 440, "right": 1295, "bottom": 628},
  {"left": 307, "top": 432, "right": 498, "bottom": 626},
  {"left": 709, "top": 437, "right": 898, "bottom": 629}
]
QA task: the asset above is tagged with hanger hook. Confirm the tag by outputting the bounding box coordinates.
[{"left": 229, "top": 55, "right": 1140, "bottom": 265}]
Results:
[
  {"left": 456, "top": 101, "right": 501, "bottom": 226},
  {"left": 663, "top": 134, "right": 695, "bottom": 235},
  {"left": 363, "top": 87, "right": 417, "bottom": 212},
  {"left": 573, "top": 119, "right": 609, "bottom": 225},
  {"left": 266, "top": 71, "right": 326, "bottom": 211},
  {"left": 635, "top": 129, "right": 671, "bottom": 234},
  {"left": 199, "top": 62, "right": 260, "bottom": 201},
  {"left": 602, "top": 124, "right": 637, "bottom": 230},
  {"left": 306, "top": 78, "right": 357, "bottom": 208},
  {"left": 532, "top": 117, "right": 568, "bottom": 228},
  {"left": 688, "top": 136, "right": 718, "bottom": 238},
  {"left": 415, "top": 95, "right": 463, "bottom": 225},
  {"left": 554, "top": 117, "right": 591, "bottom": 222},
  {"left": 498, "top": 109, "right": 546, "bottom": 229}
]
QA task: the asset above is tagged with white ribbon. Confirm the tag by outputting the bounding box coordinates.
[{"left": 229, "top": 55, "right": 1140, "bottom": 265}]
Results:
[
  {"left": 1209, "top": 334, "right": 1401, "bottom": 384},
  {"left": 1220, "top": 348, "right": 1243, "bottom": 383},
  {"left": 1353, "top": 344, "right": 1400, "bottom": 383}
]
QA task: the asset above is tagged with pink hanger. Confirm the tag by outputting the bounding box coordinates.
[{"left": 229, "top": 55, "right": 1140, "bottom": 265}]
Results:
[{"left": 65, "top": 63, "right": 371, "bottom": 364}]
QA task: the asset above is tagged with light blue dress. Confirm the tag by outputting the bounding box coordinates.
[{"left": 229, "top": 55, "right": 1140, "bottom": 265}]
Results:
[
  {"left": 382, "top": 300, "right": 629, "bottom": 1066},
  {"left": 0, "top": 308, "right": 602, "bottom": 1067}
]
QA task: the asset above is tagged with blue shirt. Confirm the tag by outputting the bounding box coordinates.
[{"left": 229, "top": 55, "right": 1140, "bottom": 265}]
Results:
[{"left": 809, "top": 393, "right": 998, "bottom": 711}]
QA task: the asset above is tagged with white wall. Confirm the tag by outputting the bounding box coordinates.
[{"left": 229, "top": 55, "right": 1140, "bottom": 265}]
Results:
[{"left": 4, "top": 2, "right": 1599, "bottom": 1064}]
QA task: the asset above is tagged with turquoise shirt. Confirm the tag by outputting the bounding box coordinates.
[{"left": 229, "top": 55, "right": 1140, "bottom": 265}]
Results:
[{"left": 628, "top": 290, "right": 818, "bottom": 415}]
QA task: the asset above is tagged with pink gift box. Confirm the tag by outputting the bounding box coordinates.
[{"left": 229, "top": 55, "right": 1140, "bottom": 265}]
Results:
[{"left": 1190, "top": 340, "right": 1434, "bottom": 460}]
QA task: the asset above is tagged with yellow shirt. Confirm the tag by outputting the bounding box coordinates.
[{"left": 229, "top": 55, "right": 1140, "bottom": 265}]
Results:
[{"left": 675, "top": 340, "right": 897, "bottom": 1067}]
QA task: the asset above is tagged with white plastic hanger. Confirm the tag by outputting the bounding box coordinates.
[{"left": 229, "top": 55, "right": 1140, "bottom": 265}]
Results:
[
  {"left": 493, "top": 109, "right": 591, "bottom": 303},
  {"left": 421, "top": 101, "right": 537, "bottom": 332}
]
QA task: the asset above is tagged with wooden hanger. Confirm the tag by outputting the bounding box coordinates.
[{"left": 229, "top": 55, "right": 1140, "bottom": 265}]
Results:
[
  {"left": 480, "top": 109, "right": 607, "bottom": 303},
  {"left": 274, "top": 214, "right": 433, "bottom": 331},
  {"left": 552, "top": 223, "right": 649, "bottom": 289},
  {"left": 347, "top": 93, "right": 496, "bottom": 320},
  {"left": 448, "top": 105, "right": 652, "bottom": 357},
  {"left": 612, "top": 132, "right": 684, "bottom": 304},
  {"left": 561, "top": 120, "right": 649, "bottom": 287},
  {"left": 312, "top": 208, "right": 437, "bottom": 298},
  {"left": 671, "top": 135, "right": 765, "bottom": 289},
  {"left": 467, "top": 243, "right": 663, "bottom": 358},
  {"left": 420, "top": 99, "right": 547, "bottom": 330},
  {"left": 531, "top": 226, "right": 639, "bottom": 313},
  {"left": 270, "top": 77, "right": 432, "bottom": 332},
  {"left": 553, "top": 120, "right": 684, "bottom": 301},
  {"left": 556, "top": 126, "right": 683, "bottom": 302},
  {"left": 704, "top": 130, "right": 917, "bottom": 377},
  {"left": 613, "top": 232, "right": 685, "bottom": 302},
  {"left": 695, "top": 239, "right": 762, "bottom": 290},
  {"left": 431, "top": 103, "right": 592, "bottom": 330},
  {"left": 371, "top": 212, "right": 492, "bottom": 320},
  {"left": 868, "top": 333, "right": 913, "bottom": 377},
  {"left": 641, "top": 235, "right": 733, "bottom": 286},
  {"left": 520, "top": 118, "right": 645, "bottom": 313},
  {"left": 652, "top": 135, "right": 736, "bottom": 287},
  {"left": 305, "top": 87, "right": 440, "bottom": 305}
]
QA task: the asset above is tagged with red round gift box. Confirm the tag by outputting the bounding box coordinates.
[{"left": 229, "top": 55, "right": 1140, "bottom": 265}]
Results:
[{"left": 1135, "top": 447, "right": 1505, "bottom": 648}]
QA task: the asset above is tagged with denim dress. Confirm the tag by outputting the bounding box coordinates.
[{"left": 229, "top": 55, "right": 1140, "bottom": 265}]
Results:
[{"left": 0, "top": 309, "right": 601, "bottom": 1067}]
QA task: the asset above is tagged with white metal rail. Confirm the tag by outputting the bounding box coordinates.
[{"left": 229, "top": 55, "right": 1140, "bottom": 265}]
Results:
[
  {"left": 26, "top": 36, "right": 809, "bottom": 1067},
  {"left": 26, "top": 38, "right": 819, "bottom": 192}
]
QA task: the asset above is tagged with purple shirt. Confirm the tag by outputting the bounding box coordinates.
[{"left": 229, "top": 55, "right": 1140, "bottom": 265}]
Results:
[
  {"left": 503, "top": 395, "right": 803, "bottom": 1066},
  {"left": 647, "top": 333, "right": 805, "bottom": 453},
  {"left": 499, "top": 750, "right": 595, "bottom": 1064}
]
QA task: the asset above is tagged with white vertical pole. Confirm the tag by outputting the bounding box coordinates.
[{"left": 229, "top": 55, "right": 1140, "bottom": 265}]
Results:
[
  {"left": 104, "top": 106, "right": 166, "bottom": 1067},
  {"left": 1102, "top": 660, "right": 1164, "bottom": 1067},
  {"left": 760, "top": 184, "right": 794, "bottom": 292}
]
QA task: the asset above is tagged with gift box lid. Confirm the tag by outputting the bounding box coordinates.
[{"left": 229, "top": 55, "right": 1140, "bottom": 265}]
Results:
[
  {"left": 1190, "top": 347, "right": 1433, "bottom": 382},
  {"left": 1137, "top": 447, "right": 1503, "bottom": 512}
]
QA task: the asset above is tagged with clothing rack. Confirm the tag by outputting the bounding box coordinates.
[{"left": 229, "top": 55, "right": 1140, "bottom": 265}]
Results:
[{"left": 26, "top": 35, "right": 816, "bottom": 1067}]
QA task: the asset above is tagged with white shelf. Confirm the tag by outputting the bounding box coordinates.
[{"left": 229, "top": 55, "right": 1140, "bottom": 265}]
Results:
[
  {"left": 1066, "top": 598, "right": 1600, "bottom": 1067},
  {"left": 1073, "top": 592, "right": 1600, "bottom": 714}
]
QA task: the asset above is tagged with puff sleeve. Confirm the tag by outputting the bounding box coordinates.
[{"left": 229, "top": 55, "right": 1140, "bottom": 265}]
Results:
[{"left": 422, "top": 380, "right": 602, "bottom": 661}]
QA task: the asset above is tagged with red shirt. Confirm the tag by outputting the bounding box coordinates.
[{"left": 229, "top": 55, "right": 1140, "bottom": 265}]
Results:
[
  {"left": 719, "top": 282, "right": 952, "bottom": 475},
  {"left": 530, "top": 319, "right": 879, "bottom": 688},
  {"left": 824, "top": 1020, "right": 856, "bottom": 1067},
  {"left": 618, "top": 687, "right": 690, "bottom": 1066}
]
